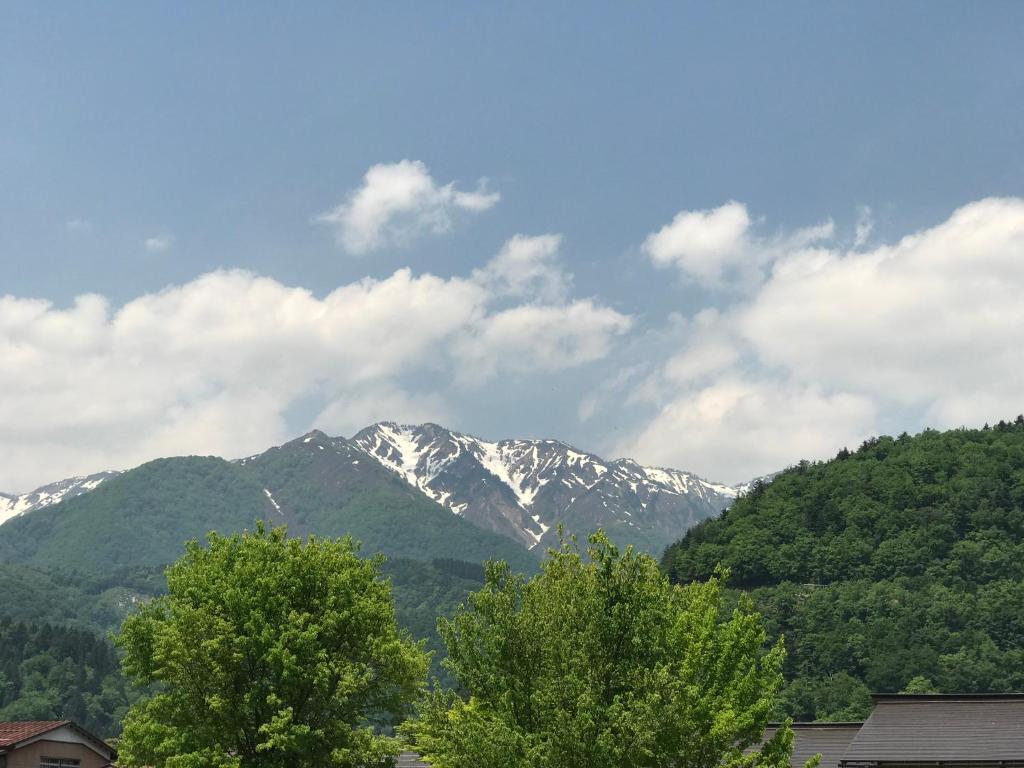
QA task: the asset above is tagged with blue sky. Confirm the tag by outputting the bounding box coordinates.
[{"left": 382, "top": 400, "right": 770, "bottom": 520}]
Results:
[{"left": 2, "top": 3, "right": 1023, "bottom": 490}]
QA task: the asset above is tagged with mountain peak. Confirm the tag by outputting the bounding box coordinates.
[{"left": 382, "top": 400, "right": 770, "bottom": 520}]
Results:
[{"left": 352, "top": 421, "right": 739, "bottom": 552}]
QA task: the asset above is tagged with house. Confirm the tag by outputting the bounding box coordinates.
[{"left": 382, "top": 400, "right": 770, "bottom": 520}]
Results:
[
  {"left": 838, "top": 694, "right": 1024, "bottom": 768},
  {"left": 0, "top": 721, "right": 116, "bottom": 768},
  {"left": 773, "top": 694, "right": 1024, "bottom": 768}
]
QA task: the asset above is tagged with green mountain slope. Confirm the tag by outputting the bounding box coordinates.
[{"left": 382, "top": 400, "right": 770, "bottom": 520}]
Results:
[
  {"left": 662, "top": 419, "right": 1024, "bottom": 721},
  {"left": 0, "top": 456, "right": 271, "bottom": 572},
  {"left": 0, "top": 436, "right": 535, "bottom": 575}
]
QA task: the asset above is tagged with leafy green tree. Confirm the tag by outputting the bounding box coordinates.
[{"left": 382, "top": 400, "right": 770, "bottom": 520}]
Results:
[
  {"left": 901, "top": 676, "right": 937, "bottom": 694},
  {"left": 116, "top": 523, "right": 429, "bottom": 768},
  {"left": 404, "top": 532, "right": 795, "bottom": 768}
]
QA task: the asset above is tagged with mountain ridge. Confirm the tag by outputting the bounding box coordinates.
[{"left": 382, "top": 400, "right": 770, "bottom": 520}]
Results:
[
  {"left": 351, "top": 421, "right": 740, "bottom": 551},
  {"left": 1, "top": 422, "right": 745, "bottom": 555}
]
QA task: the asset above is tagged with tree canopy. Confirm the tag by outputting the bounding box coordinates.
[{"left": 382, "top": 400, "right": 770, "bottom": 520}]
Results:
[
  {"left": 115, "top": 523, "right": 429, "bottom": 768},
  {"left": 0, "top": 616, "right": 138, "bottom": 735},
  {"left": 404, "top": 532, "right": 795, "bottom": 768},
  {"left": 662, "top": 421, "right": 1024, "bottom": 721}
]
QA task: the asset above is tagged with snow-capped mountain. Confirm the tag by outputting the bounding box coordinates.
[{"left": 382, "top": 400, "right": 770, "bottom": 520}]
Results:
[
  {"left": 0, "top": 423, "right": 752, "bottom": 556},
  {"left": 0, "top": 471, "right": 121, "bottom": 526},
  {"left": 352, "top": 422, "right": 740, "bottom": 551}
]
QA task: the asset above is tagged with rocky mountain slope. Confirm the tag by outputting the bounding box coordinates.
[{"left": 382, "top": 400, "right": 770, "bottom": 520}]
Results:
[{"left": 353, "top": 422, "right": 738, "bottom": 552}]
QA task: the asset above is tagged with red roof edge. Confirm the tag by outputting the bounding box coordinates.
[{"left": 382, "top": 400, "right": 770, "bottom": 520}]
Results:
[
  {"left": 0, "top": 720, "right": 116, "bottom": 759},
  {"left": 0, "top": 720, "right": 70, "bottom": 748}
]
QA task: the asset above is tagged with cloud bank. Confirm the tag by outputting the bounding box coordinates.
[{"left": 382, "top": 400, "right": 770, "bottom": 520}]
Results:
[
  {"left": 617, "top": 197, "right": 1024, "bottom": 483},
  {"left": 0, "top": 235, "right": 628, "bottom": 489}
]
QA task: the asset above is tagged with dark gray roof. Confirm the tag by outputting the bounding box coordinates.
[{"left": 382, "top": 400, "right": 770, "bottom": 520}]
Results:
[
  {"left": 841, "top": 694, "right": 1024, "bottom": 764},
  {"left": 762, "top": 723, "right": 864, "bottom": 768}
]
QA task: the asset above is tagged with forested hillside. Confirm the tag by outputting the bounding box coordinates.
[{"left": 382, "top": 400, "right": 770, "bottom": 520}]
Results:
[
  {"left": 0, "top": 617, "right": 142, "bottom": 736},
  {"left": 0, "top": 448, "right": 536, "bottom": 575},
  {"left": 662, "top": 419, "right": 1024, "bottom": 721}
]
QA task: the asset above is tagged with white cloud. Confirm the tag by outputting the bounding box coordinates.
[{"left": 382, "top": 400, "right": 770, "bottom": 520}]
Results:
[
  {"left": 616, "top": 196, "right": 1024, "bottom": 483},
  {"left": 456, "top": 233, "right": 630, "bottom": 382},
  {"left": 578, "top": 364, "right": 647, "bottom": 423},
  {"left": 473, "top": 233, "right": 568, "bottom": 302},
  {"left": 144, "top": 234, "right": 173, "bottom": 252},
  {"left": 643, "top": 201, "right": 833, "bottom": 288},
  {"left": 643, "top": 201, "right": 751, "bottom": 284},
  {"left": 316, "top": 160, "right": 500, "bottom": 255},
  {"left": 454, "top": 301, "right": 632, "bottom": 383},
  {"left": 740, "top": 197, "right": 1024, "bottom": 412},
  {"left": 0, "top": 236, "right": 629, "bottom": 490},
  {"left": 618, "top": 378, "right": 877, "bottom": 483},
  {"left": 316, "top": 386, "right": 451, "bottom": 437},
  {"left": 853, "top": 205, "right": 873, "bottom": 248}
]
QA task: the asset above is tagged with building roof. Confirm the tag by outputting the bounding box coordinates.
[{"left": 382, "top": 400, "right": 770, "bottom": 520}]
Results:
[
  {"left": 0, "top": 719, "right": 116, "bottom": 760},
  {"left": 0, "top": 720, "right": 71, "bottom": 748},
  {"left": 759, "top": 723, "right": 864, "bottom": 768},
  {"left": 791, "top": 723, "right": 864, "bottom": 768},
  {"left": 841, "top": 694, "right": 1024, "bottom": 764}
]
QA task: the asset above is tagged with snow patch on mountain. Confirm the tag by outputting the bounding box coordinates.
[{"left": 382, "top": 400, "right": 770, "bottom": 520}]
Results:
[
  {"left": 263, "top": 488, "right": 283, "bottom": 516},
  {"left": 353, "top": 422, "right": 747, "bottom": 551},
  {"left": 0, "top": 471, "right": 121, "bottom": 526}
]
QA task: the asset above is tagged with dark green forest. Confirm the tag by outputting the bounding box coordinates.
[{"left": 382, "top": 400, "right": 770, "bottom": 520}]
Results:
[
  {"left": 662, "top": 418, "right": 1024, "bottom": 721},
  {"left": 0, "top": 617, "right": 141, "bottom": 735}
]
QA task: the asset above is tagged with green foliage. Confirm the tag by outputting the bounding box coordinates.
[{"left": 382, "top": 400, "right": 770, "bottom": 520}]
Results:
[
  {"left": 115, "top": 524, "right": 429, "bottom": 768},
  {"left": 0, "top": 446, "right": 535, "bottom": 736},
  {"left": 0, "top": 616, "right": 139, "bottom": 736},
  {"left": 383, "top": 558, "right": 485, "bottom": 683},
  {"left": 0, "top": 563, "right": 166, "bottom": 632},
  {"left": 0, "top": 452, "right": 537, "bottom": 579},
  {"left": 0, "top": 556, "right": 495, "bottom": 739},
  {"left": 404, "top": 532, "right": 792, "bottom": 768},
  {"left": 662, "top": 421, "right": 1024, "bottom": 721},
  {"left": 901, "top": 676, "right": 937, "bottom": 694},
  {"left": 0, "top": 457, "right": 270, "bottom": 573}
]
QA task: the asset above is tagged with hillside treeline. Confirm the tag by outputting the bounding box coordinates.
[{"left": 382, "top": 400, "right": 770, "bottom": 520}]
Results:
[{"left": 662, "top": 418, "right": 1024, "bottom": 720}]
